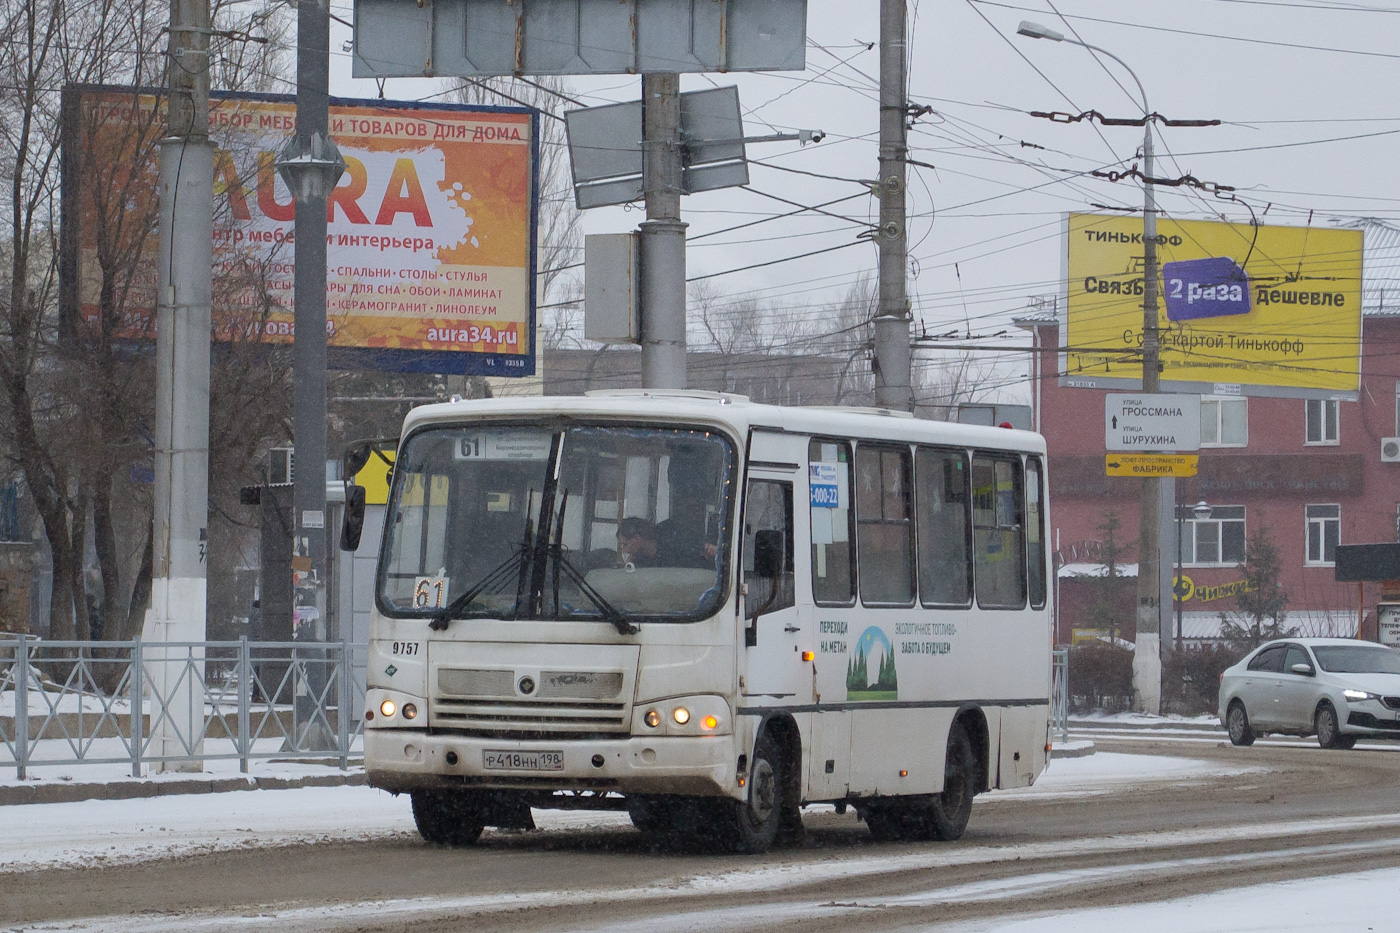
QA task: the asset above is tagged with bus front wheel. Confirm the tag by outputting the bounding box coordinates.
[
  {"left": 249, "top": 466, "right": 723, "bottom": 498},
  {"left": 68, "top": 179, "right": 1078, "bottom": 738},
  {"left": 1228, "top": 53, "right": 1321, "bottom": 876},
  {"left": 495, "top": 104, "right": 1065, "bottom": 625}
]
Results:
[
  {"left": 410, "top": 789, "right": 487, "bottom": 846},
  {"left": 716, "top": 731, "right": 784, "bottom": 854}
]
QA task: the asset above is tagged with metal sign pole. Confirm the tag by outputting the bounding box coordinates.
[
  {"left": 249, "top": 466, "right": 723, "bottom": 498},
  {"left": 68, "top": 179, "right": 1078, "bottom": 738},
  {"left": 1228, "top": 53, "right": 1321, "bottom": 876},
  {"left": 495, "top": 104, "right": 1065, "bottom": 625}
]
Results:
[{"left": 639, "top": 74, "right": 687, "bottom": 390}]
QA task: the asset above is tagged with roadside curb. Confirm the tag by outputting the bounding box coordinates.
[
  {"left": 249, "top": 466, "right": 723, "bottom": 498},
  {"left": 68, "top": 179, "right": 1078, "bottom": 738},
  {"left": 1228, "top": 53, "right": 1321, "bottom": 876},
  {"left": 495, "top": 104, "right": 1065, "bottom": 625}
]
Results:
[
  {"left": 0, "top": 769, "right": 367, "bottom": 806},
  {"left": 1051, "top": 740, "right": 1096, "bottom": 759},
  {"left": 1070, "top": 718, "right": 1222, "bottom": 732}
]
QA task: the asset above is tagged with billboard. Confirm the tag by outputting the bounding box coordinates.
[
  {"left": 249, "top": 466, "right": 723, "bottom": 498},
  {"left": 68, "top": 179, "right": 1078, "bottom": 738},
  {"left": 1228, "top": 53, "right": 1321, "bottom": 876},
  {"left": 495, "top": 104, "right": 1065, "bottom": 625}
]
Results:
[
  {"left": 1062, "top": 214, "right": 1363, "bottom": 399},
  {"left": 62, "top": 87, "right": 538, "bottom": 375}
]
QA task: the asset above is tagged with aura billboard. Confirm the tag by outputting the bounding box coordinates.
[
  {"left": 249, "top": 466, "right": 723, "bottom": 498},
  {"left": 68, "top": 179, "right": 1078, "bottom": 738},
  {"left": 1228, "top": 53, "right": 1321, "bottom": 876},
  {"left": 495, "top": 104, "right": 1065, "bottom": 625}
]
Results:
[
  {"left": 62, "top": 86, "right": 539, "bottom": 375},
  {"left": 1062, "top": 214, "right": 1363, "bottom": 399}
]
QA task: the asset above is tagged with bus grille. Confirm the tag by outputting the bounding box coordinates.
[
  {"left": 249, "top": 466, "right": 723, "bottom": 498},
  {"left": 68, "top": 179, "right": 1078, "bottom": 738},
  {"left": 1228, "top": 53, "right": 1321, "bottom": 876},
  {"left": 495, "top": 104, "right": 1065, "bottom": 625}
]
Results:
[
  {"left": 430, "top": 698, "right": 629, "bottom": 735},
  {"left": 432, "top": 667, "right": 630, "bottom": 736}
]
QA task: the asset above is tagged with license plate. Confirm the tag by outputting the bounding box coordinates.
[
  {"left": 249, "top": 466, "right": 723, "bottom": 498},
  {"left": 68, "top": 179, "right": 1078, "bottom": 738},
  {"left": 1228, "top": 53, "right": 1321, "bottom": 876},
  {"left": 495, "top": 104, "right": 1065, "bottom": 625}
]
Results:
[{"left": 482, "top": 749, "right": 564, "bottom": 771}]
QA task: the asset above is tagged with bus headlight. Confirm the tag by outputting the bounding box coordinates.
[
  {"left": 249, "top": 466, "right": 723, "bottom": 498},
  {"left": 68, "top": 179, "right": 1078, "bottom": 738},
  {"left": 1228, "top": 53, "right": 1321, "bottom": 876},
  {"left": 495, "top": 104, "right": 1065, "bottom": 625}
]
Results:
[
  {"left": 380, "top": 699, "right": 397, "bottom": 718},
  {"left": 402, "top": 703, "right": 418, "bottom": 720},
  {"left": 633, "top": 696, "right": 730, "bottom": 736}
]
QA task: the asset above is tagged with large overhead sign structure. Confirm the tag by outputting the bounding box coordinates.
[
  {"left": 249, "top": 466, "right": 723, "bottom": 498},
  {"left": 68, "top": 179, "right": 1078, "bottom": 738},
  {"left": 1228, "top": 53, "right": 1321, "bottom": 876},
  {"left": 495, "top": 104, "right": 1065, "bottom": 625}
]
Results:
[
  {"left": 62, "top": 87, "right": 539, "bottom": 375},
  {"left": 352, "top": 0, "right": 807, "bottom": 78},
  {"left": 1061, "top": 214, "right": 1363, "bottom": 400}
]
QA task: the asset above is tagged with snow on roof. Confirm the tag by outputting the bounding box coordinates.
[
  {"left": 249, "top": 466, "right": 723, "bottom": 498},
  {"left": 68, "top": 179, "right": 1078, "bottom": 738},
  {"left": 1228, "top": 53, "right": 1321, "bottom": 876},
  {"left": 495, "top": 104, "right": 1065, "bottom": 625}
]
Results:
[
  {"left": 1058, "top": 562, "right": 1138, "bottom": 579},
  {"left": 1178, "top": 609, "right": 1359, "bottom": 640}
]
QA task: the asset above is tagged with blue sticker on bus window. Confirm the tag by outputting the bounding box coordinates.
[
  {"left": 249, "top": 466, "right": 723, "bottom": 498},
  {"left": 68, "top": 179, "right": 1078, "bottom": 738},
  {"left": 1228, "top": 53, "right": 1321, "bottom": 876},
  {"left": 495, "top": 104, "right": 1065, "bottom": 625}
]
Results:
[{"left": 810, "top": 463, "right": 841, "bottom": 508}]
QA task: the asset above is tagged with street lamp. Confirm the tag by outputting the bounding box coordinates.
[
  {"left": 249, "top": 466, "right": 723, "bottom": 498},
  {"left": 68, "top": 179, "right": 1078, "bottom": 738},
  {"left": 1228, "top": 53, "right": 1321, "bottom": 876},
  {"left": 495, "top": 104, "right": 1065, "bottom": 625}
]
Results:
[
  {"left": 1016, "top": 21, "right": 1165, "bottom": 714},
  {"left": 1176, "top": 499, "right": 1212, "bottom": 651}
]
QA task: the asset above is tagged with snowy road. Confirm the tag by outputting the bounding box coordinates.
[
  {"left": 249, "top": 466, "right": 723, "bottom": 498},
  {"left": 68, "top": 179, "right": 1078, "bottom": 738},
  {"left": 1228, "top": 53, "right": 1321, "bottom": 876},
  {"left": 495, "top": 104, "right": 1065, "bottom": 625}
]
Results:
[{"left": 4, "top": 733, "right": 1400, "bottom": 931}]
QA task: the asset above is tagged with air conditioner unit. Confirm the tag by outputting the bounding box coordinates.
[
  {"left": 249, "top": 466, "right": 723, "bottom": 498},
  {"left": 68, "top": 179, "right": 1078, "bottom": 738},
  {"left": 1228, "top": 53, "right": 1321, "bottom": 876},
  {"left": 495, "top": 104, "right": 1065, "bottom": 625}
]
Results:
[
  {"left": 268, "top": 447, "right": 294, "bottom": 484},
  {"left": 1383, "top": 438, "right": 1400, "bottom": 463}
]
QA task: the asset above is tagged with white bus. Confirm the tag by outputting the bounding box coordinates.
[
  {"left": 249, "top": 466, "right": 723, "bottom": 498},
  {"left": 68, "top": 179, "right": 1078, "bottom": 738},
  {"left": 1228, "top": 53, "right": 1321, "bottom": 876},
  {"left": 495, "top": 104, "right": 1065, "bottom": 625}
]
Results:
[{"left": 348, "top": 390, "right": 1052, "bottom": 853}]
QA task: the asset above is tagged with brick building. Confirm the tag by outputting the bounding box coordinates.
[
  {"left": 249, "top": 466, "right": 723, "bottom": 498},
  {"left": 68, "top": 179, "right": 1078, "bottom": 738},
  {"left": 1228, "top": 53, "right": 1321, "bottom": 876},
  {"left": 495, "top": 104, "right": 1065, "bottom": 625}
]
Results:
[{"left": 1019, "top": 220, "right": 1400, "bottom": 646}]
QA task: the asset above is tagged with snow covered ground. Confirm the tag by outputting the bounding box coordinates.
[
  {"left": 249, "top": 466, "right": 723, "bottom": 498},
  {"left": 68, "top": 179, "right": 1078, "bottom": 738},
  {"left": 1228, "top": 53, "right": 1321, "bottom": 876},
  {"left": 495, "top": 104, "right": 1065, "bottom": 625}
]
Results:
[{"left": 3, "top": 749, "right": 1397, "bottom": 932}]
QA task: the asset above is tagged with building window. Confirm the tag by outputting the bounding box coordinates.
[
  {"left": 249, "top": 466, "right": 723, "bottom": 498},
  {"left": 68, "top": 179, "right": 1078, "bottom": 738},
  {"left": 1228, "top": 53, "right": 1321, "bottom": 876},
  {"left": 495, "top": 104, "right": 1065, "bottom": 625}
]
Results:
[
  {"left": 1178, "top": 505, "right": 1245, "bottom": 566},
  {"left": 1305, "top": 399, "right": 1339, "bottom": 445},
  {"left": 1306, "top": 504, "right": 1340, "bottom": 566},
  {"left": 1201, "top": 397, "right": 1247, "bottom": 447}
]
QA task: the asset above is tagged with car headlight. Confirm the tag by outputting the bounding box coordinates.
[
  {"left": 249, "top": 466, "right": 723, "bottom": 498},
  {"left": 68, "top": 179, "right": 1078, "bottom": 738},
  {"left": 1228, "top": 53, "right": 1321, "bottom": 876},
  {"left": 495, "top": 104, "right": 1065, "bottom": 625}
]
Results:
[{"left": 1343, "top": 689, "right": 1379, "bottom": 702}]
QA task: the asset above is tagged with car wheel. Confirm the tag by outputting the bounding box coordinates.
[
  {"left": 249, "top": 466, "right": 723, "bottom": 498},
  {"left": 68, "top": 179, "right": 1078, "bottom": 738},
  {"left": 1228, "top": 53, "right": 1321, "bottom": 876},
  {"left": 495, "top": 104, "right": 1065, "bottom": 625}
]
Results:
[
  {"left": 1315, "top": 703, "right": 1349, "bottom": 749},
  {"left": 1226, "top": 701, "right": 1255, "bottom": 747}
]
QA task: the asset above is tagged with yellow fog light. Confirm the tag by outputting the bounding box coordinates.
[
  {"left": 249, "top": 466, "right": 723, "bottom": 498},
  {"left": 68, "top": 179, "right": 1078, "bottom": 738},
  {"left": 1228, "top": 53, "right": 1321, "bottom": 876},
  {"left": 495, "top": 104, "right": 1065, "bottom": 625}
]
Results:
[
  {"left": 402, "top": 703, "right": 418, "bottom": 720},
  {"left": 672, "top": 707, "right": 691, "bottom": 725},
  {"left": 379, "top": 699, "right": 397, "bottom": 718},
  {"left": 701, "top": 715, "right": 718, "bottom": 731},
  {"left": 645, "top": 709, "right": 661, "bottom": 728}
]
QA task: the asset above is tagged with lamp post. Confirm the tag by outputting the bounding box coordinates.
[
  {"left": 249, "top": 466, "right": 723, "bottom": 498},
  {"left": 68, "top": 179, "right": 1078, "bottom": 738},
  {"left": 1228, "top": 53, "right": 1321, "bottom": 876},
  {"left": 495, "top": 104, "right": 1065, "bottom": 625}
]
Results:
[
  {"left": 1176, "top": 498, "right": 1211, "bottom": 652},
  {"left": 1016, "top": 21, "right": 1165, "bottom": 713}
]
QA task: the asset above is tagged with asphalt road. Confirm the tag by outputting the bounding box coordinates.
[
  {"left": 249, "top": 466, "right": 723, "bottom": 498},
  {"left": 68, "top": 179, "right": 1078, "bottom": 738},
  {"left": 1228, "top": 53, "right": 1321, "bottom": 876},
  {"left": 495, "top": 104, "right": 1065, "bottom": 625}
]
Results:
[{"left": 8, "top": 730, "right": 1400, "bottom": 932}]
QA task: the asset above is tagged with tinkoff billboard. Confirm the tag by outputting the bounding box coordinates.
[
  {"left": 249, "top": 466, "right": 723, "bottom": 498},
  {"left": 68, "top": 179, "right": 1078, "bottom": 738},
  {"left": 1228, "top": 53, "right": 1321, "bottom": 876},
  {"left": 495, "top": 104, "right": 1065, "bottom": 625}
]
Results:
[
  {"left": 1062, "top": 214, "right": 1362, "bottom": 399},
  {"left": 62, "top": 86, "right": 538, "bottom": 375}
]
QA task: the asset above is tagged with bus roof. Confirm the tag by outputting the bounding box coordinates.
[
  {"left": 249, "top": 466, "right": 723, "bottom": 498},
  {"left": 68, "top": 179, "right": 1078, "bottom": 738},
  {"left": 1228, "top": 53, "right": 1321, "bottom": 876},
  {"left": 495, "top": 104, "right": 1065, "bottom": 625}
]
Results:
[{"left": 401, "top": 390, "right": 1046, "bottom": 454}]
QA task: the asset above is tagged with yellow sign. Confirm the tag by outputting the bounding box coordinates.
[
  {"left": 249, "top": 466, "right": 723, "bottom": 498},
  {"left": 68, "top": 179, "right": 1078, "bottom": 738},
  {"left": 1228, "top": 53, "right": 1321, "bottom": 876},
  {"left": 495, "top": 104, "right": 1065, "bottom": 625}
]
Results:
[
  {"left": 1064, "top": 214, "right": 1362, "bottom": 397},
  {"left": 1105, "top": 453, "right": 1198, "bottom": 477},
  {"left": 353, "top": 450, "right": 396, "bottom": 505}
]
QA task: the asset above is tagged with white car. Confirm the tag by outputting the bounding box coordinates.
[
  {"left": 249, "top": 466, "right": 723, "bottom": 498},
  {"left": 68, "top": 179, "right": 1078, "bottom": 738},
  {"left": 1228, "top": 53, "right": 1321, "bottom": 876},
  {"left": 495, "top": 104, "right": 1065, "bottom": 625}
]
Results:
[{"left": 1218, "top": 638, "right": 1400, "bottom": 749}]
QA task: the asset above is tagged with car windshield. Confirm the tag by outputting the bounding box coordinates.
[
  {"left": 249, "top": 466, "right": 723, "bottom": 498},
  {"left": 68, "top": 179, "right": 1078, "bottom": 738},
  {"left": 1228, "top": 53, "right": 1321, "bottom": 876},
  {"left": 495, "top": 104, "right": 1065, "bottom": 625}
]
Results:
[
  {"left": 1311, "top": 645, "right": 1400, "bottom": 674},
  {"left": 378, "top": 422, "right": 735, "bottom": 625}
]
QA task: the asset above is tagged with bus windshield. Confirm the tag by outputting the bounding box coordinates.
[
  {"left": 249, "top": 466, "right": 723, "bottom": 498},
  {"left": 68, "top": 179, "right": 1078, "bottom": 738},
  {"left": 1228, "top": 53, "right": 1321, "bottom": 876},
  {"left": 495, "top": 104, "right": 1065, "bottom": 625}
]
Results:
[{"left": 378, "top": 422, "right": 736, "bottom": 625}]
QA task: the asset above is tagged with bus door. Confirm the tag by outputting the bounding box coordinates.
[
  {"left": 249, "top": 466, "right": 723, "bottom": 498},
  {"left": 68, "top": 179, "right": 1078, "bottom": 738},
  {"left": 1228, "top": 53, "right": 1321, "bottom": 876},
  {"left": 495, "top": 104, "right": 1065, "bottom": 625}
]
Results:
[{"left": 740, "top": 433, "right": 812, "bottom": 707}]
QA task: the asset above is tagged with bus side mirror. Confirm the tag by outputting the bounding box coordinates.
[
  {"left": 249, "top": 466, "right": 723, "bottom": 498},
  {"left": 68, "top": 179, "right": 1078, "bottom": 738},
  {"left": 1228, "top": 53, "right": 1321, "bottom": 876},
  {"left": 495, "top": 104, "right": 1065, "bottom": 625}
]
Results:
[
  {"left": 753, "top": 529, "right": 783, "bottom": 579},
  {"left": 340, "top": 485, "right": 367, "bottom": 551}
]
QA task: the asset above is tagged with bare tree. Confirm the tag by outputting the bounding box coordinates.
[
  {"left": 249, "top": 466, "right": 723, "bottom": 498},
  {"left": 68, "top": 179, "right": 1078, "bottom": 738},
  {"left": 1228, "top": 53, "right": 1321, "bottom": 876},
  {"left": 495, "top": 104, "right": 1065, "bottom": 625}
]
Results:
[{"left": 0, "top": 0, "right": 293, "bottom": 641}]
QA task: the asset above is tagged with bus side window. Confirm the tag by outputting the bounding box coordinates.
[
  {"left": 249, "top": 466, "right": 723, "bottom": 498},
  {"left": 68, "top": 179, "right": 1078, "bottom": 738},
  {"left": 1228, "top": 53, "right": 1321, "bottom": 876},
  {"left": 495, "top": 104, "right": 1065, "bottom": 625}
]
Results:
[
  {"left": 971, "top": 454, "right": 1026, "bottom": 609},
  {"left": 1026, "top": 457, "right": 1047, "bottom": 609},
  {"left": 916, "top": 448, "right": 972, "bottom": 607},
  {"left": 856, "top": 444, "right": 915, "bottom": 606},
  {"left": 809, "top": 439, "right": 855, "bottom": 606},
  {"left": 743, "top": 480, "right": 794, "bottom": 618}
]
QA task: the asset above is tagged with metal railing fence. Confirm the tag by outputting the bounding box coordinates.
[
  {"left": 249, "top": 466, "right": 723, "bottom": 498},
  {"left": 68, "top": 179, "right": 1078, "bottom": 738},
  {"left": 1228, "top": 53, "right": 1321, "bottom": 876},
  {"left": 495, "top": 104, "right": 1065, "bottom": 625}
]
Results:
[
  {"left": 0, "top": 636, "right": 366, "bottom": 779},
  {"left": 1051, "top": 646, "right": 1069, "bottom": 745}
]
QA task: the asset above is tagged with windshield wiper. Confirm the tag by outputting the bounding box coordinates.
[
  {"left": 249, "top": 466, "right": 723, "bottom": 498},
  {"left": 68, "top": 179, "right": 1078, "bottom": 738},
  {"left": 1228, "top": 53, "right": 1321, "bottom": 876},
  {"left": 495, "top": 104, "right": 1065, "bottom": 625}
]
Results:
[
  {"left": 548, "top": 544, "right": 638, "bottom": 635},
  {"left": 429, "top": 504, "right": 536, "bottom": 631},
  {"left": 546, "top": 491, "right": 636, "bottom": 635}
]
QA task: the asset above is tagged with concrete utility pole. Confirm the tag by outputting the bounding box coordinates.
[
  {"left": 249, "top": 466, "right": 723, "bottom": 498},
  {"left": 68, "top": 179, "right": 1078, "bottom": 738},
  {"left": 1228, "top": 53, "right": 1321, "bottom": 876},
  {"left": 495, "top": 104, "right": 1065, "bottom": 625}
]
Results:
[
  {"left": 639, "top": 73, "right": 687, "bottom": 390},
  {"left": 145, "top": 0, "right": 213, "bottom": 772},
  {"left": 1016, "top": 22, "right": 1165, "bottom": 712},
  {"left": 874, "top": 0, "right": 913, "bottom": 412},
  {"left": 277, "top": 0, "right": 344, "bottom": 746}
]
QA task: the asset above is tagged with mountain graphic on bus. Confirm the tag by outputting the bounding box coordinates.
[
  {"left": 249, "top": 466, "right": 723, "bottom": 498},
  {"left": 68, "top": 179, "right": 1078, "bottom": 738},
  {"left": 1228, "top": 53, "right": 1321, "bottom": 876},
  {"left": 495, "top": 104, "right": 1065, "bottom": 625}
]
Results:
[{"left": 846, "top": 626, "right": 897, "bottom": 701}]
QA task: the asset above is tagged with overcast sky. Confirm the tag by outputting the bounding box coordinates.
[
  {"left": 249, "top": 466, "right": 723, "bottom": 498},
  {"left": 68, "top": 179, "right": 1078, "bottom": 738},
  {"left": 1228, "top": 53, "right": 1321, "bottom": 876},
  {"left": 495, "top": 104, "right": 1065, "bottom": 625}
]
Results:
[{"left": 325, "top": 0, "right": 1400, "bottom": 402}]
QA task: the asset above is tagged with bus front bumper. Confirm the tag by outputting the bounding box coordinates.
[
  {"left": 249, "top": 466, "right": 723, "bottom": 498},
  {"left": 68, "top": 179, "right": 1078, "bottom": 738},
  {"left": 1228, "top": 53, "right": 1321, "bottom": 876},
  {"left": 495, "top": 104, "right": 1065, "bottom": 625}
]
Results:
[{"left": 364, "top": 728, "right": 738, "bottom": 798}]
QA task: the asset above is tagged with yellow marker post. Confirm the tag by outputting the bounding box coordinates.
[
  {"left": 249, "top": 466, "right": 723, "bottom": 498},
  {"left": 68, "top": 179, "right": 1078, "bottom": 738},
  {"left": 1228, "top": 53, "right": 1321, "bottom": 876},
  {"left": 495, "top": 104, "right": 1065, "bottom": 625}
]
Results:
[{"left": 1104, "top": 453, "right": 1199, "bottom": 478}]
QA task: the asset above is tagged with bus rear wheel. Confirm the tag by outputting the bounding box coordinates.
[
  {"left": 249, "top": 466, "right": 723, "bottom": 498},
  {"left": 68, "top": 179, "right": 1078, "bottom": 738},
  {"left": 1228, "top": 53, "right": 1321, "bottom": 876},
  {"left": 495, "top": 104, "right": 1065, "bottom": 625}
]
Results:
[
  {"left": 864, "top": 722, "right": 975, "bottom": 843},
  {"left": 410, "top": 789, "right": 487, "bottom": 846},
  {"left": 927, "top": 722, "right": 975, "bottom": 840}
]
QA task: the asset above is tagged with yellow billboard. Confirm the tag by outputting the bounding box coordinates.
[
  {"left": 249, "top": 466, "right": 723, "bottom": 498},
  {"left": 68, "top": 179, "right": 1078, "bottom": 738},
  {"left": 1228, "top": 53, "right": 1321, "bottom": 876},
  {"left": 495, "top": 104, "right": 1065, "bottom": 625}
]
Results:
[
  {"left": 63, "top": 88, "right": 538, "bottom": 375},
  {"left": 1063, "top": 214, "right": 1362, "bottom": 398}
]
